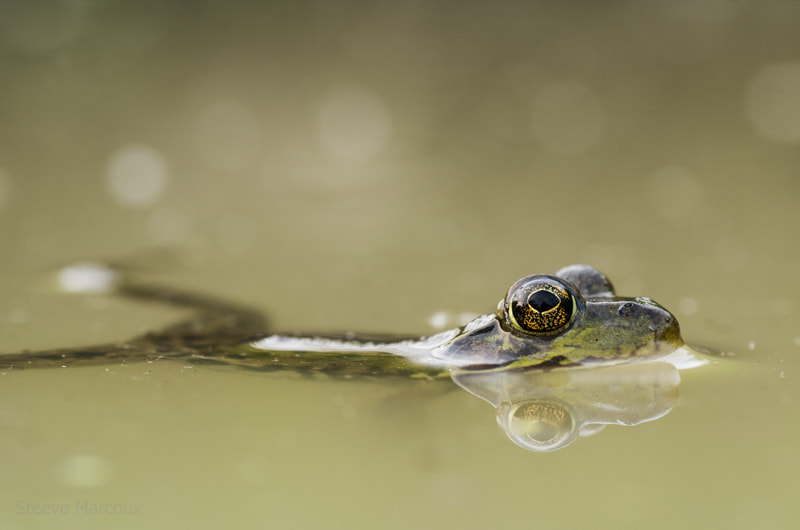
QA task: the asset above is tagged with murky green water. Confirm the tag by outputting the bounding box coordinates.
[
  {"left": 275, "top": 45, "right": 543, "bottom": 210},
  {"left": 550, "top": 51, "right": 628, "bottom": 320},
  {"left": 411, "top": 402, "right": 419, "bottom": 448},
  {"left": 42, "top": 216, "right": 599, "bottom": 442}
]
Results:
[{"left": 1, "top": 1, "right": 799, "bottom": 528}]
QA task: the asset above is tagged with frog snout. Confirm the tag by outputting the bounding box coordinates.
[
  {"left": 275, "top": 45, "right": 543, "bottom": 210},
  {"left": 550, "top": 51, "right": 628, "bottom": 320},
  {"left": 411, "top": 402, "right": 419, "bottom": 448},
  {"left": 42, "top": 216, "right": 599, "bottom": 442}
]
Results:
[
  {"left": 617, "top": 300, "right": 683, "bottom": 345},
  {"left": 655, "top": 313, "right": 682, "bottom": 344},
  {"left": 645, "top": 307, "right": 682, "bottom": 345}
]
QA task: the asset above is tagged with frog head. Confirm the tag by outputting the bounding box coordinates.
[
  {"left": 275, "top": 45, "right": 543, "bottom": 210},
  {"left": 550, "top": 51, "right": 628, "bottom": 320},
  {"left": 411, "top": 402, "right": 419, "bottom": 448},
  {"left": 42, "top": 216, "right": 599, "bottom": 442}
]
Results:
[{"left": 440, "top": 265, "right": 683, "bottom": 369}]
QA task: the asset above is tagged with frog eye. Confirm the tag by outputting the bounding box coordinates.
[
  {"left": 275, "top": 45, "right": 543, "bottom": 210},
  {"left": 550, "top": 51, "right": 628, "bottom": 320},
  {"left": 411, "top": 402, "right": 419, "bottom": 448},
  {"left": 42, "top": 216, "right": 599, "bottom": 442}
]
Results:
[{"left": 504, "top": 276, "right": 578, "bottom": 336}]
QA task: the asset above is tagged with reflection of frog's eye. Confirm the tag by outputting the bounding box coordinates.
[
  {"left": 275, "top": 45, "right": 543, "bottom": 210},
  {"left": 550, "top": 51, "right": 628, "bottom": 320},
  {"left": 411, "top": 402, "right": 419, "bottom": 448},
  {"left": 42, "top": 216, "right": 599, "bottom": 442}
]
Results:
[
  {"left": 498, "top": 400, "right": 578, "bottom": 452},
  {"left": 504, "top": 276, "right": 577, "bottom": 336}
]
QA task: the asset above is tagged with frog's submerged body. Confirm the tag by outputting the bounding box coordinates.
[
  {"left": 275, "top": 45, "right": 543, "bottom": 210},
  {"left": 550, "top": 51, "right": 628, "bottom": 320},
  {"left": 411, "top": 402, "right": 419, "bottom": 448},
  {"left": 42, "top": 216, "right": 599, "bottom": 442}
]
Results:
[{"left": 1, "top": 264, "right": 684, "bottom": 378}]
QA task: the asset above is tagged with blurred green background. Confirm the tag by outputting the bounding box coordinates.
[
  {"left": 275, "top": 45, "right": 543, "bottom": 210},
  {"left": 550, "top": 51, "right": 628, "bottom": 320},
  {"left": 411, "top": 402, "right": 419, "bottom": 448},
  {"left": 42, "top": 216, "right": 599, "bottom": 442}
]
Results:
[{"left": 1, "top": 1, "right": 799, "bottom": 528}]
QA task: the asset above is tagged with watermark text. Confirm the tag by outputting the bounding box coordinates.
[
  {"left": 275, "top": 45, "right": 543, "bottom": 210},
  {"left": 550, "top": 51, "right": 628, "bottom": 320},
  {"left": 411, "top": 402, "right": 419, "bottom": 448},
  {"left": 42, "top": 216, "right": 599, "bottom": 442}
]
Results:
[{"left": 15, "top": 500, "right": 142, "bottom": 516}]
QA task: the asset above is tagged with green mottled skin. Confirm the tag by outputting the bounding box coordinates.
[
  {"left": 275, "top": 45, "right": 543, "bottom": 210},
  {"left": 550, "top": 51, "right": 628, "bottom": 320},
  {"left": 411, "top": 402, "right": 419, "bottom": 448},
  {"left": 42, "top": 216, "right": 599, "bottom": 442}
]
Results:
[{"left": 1, "top": 265, "right": 683, "bottom": 378}]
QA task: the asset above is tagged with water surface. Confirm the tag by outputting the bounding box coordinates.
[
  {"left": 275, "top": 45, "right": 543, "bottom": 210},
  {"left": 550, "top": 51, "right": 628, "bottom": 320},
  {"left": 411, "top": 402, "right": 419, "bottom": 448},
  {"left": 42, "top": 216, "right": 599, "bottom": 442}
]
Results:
[{"left": 1, "top": 1, "right": 798, "bottom": 528}]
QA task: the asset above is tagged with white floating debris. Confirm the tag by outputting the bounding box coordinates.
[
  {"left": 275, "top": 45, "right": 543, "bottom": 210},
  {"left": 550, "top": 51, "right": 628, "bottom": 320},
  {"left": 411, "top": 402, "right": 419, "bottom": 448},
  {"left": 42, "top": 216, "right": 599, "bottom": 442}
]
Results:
[
  {"left": 57, "top": 262, "right": 119, "bottom": 294},
  {"left": 56, "top": 454, "right": 112, "bottom": 488},
  {"left": 318, "top": 87, "right": 391, "bottom": 163},
  {"left": 428, "top": 311, "right": 449, "bottom": 329},
  {"left": 106, "top": 144, "right": 168, "bottom": 208}
]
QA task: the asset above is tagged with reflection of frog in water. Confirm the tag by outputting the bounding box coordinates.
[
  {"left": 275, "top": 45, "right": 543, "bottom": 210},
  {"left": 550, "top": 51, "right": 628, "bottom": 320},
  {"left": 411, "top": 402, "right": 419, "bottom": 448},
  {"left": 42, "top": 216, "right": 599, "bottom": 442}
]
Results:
[{"left": 1, "top": 263, "right": 707, "bottom": 451}]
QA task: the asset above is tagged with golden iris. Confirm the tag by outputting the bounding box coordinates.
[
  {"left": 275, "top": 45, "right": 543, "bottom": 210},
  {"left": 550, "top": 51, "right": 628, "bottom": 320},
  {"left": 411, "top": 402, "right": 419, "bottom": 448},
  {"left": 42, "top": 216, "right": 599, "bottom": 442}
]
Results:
[{"left": 505, "top": 277, "right": 575, "bottom": 335}]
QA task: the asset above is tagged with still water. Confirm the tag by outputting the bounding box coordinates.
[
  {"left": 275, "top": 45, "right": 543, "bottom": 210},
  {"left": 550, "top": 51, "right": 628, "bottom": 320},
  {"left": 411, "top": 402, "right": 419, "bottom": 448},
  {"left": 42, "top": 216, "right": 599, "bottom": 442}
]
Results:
[{"left": 1, "top": 1, "right": 799, "bottom": 528}]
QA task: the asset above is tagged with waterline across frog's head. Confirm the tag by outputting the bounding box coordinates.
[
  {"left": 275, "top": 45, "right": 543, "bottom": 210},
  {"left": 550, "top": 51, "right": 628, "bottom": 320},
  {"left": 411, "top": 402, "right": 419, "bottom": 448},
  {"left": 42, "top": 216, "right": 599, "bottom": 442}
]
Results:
[{"left": 441, "top": 265, "right": 683, "bottom": 370}]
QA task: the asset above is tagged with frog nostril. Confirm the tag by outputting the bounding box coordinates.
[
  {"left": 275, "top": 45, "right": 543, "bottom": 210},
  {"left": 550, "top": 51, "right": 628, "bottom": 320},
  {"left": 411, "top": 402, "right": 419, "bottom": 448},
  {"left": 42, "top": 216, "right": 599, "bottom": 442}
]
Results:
[
  {"left": 617, "top": 302, "right": 635, "bottom": 317},
  {"left": 649, "top": 313, "right": 673, "bottom": 330}
]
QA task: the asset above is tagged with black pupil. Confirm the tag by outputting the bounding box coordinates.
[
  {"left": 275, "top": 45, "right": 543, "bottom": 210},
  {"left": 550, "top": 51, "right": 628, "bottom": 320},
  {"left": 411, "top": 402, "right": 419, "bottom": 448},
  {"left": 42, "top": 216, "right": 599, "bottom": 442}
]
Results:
[{"left": 529, "top": 290, "right": 560, "bottom": 312}]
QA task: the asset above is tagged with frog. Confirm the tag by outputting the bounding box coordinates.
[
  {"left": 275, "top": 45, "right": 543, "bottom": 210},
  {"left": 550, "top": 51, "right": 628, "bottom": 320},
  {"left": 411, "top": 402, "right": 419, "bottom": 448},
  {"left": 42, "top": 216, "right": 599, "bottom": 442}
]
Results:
[{"left": 1, "top": 263, "right": 684, "bottom": 379}]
